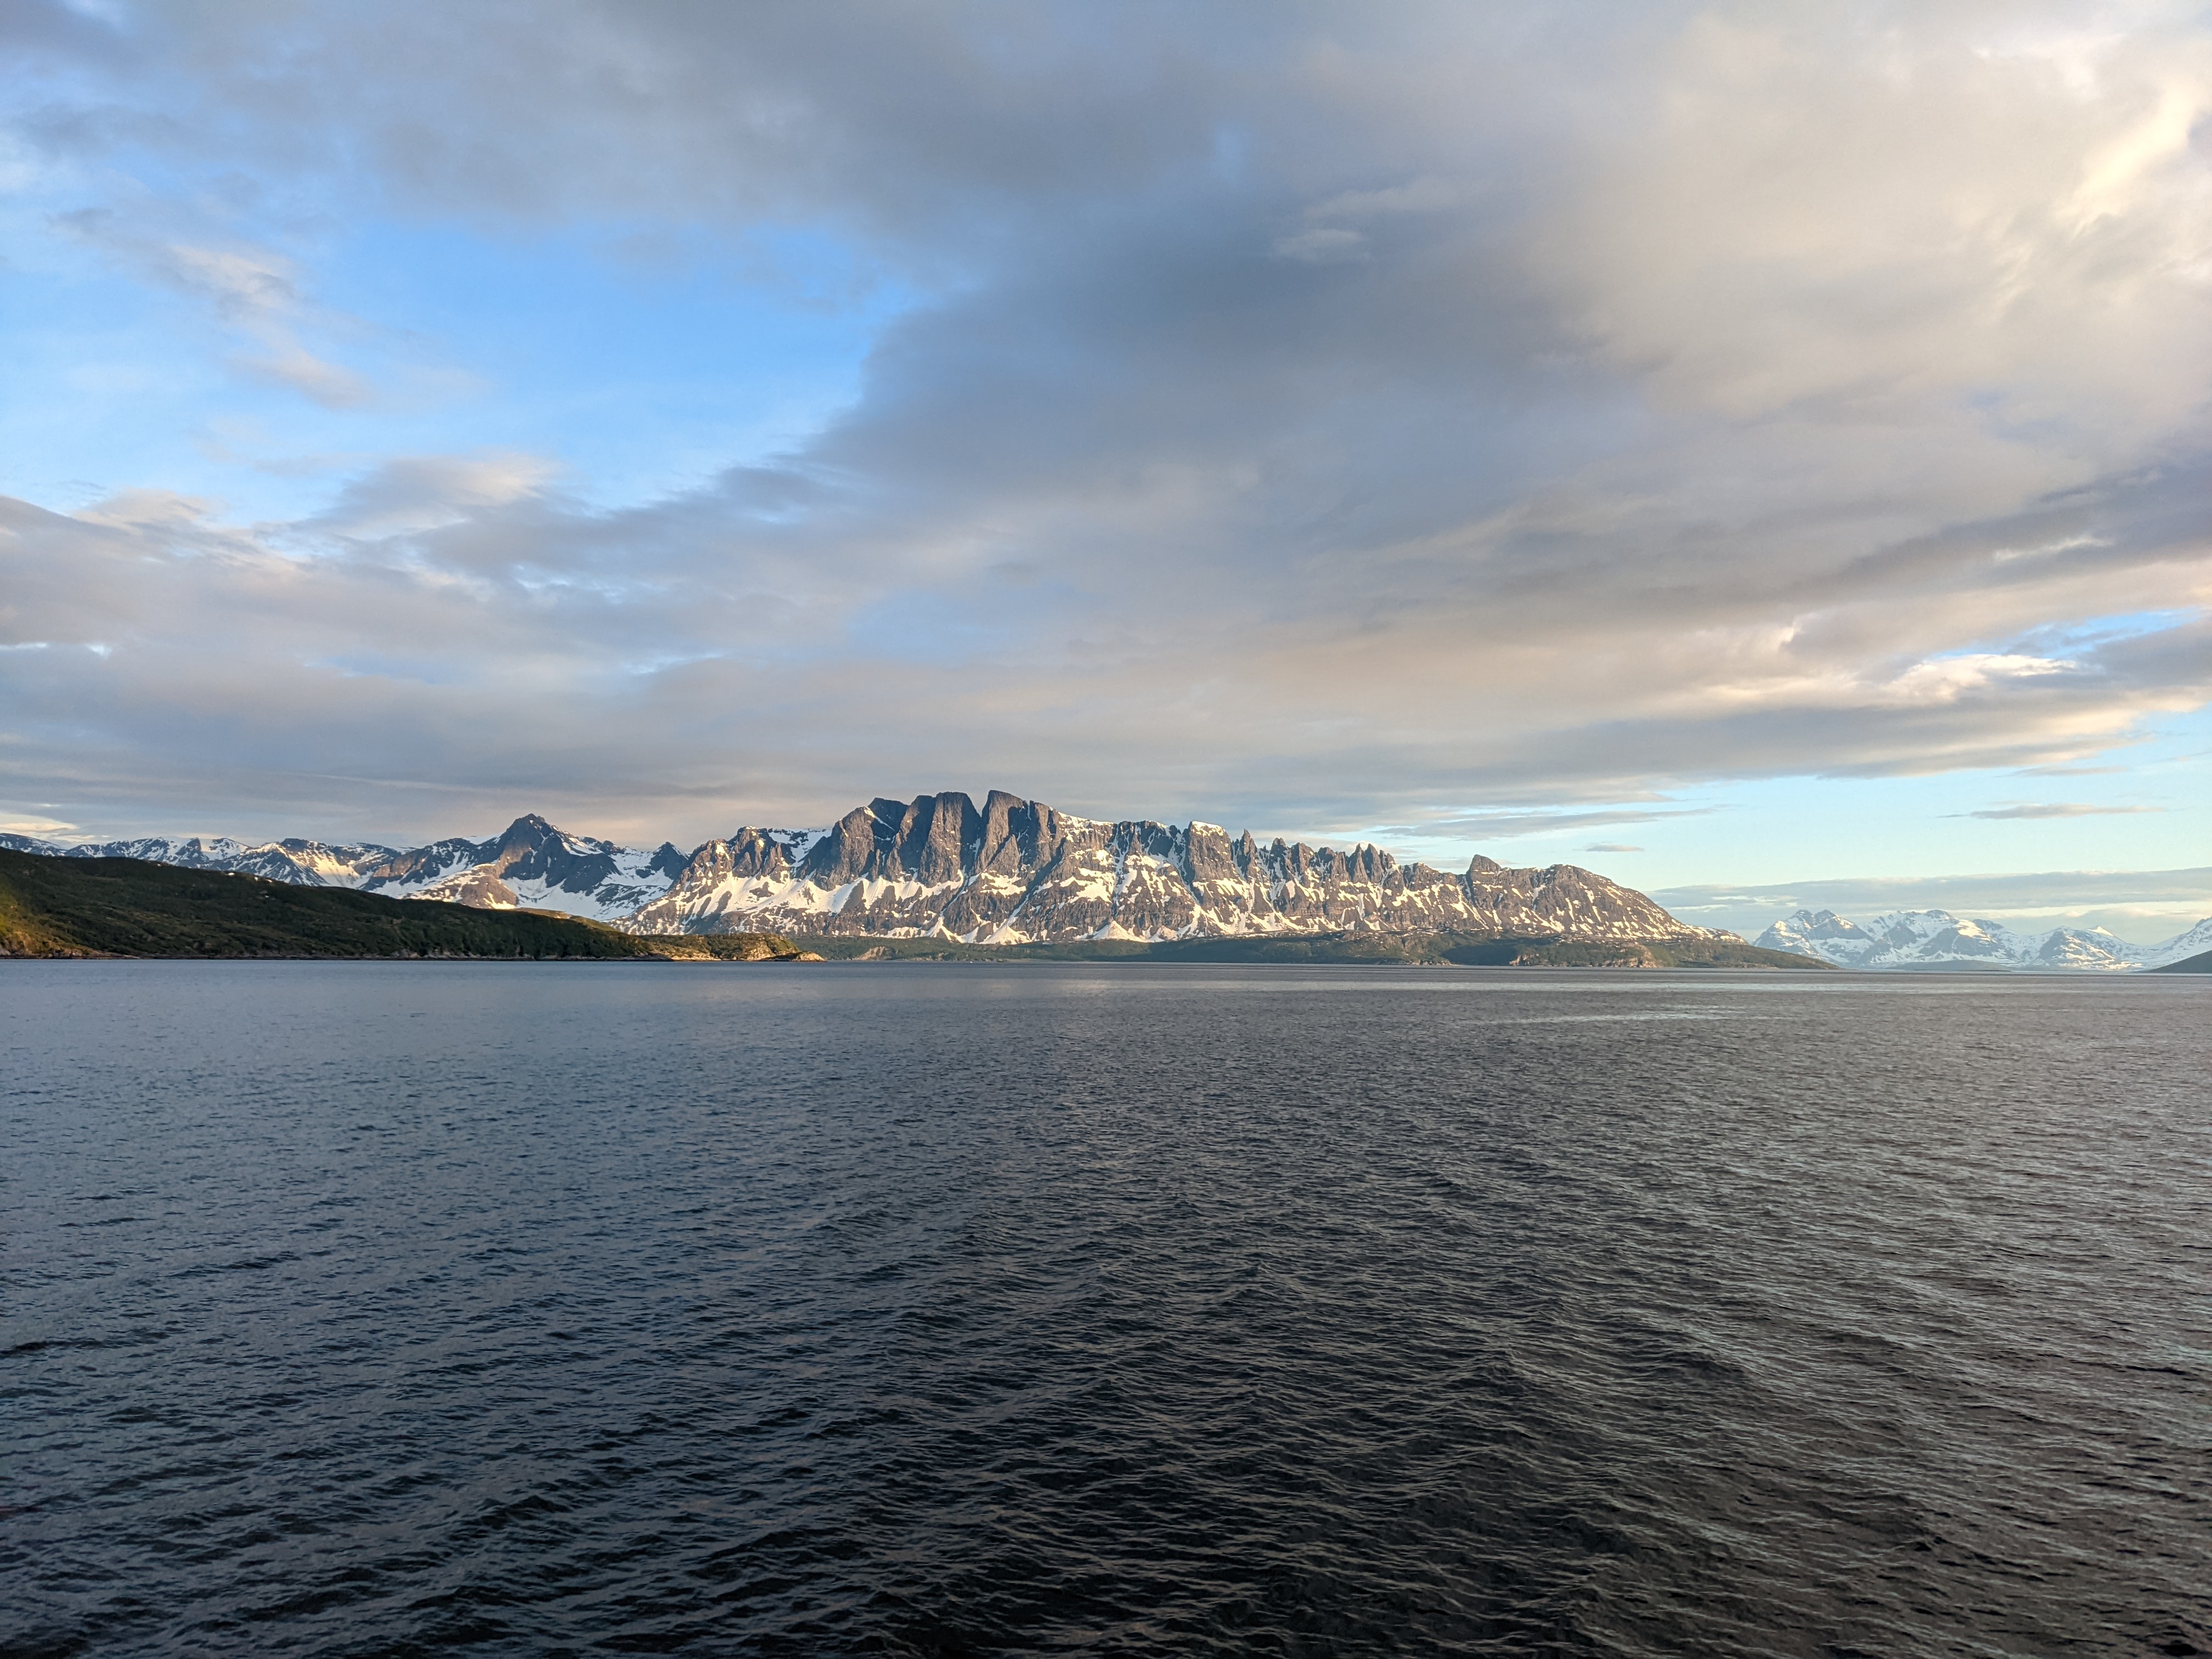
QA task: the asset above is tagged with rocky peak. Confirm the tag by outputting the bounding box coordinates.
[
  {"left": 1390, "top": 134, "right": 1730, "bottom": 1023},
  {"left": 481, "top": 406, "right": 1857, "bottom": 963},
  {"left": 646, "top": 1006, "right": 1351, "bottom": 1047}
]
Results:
[
  {"left": 897, "top": 791, "right": 982, "bottom": 885},
  {"left": 978, "top": 789, "right": 1053, "bottom": 876},
  {"left": 628, "top": 787, "right": 1729, "bottom": 946}
]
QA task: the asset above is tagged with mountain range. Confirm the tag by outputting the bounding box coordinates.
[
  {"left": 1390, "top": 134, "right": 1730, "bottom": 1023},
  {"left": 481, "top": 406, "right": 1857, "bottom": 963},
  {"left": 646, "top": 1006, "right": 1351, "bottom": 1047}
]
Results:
[
  {"left": 4, "top": 790, "right": 1724, "bottom": 947},
  {"left": 12, "top": 795, "right": 2203, "bottom": 968},
  {"left": 1753, "top": 908, "right": 2212, "bottom": 972},
  {"left": 623, "top": 791, "right": 1720, "bottom": 944},
  {"left": 0, "top": 817, "right": 687, "bottom": 921}
]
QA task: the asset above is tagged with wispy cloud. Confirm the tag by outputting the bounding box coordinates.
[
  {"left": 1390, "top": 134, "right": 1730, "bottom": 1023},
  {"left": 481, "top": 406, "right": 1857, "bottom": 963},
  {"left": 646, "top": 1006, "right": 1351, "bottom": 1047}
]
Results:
[
  {"left": 1385, "top": 808, "right": 1711, "bottom": 841},
  {"left": 1953, "top": 804, "right": 2163, "bottom": 820},
  {"left": 54, "top": 212, "right": 371, "bottom": 409},
  {"left": 1583, "top": 842, "right": 1643, "bottom": 853}
]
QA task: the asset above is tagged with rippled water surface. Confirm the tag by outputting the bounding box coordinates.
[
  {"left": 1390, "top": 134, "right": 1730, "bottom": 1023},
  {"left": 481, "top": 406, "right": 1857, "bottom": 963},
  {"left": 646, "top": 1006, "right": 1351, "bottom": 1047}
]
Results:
[{"left": 5, "top": 963, "right": 2209, "bottom": 1657}]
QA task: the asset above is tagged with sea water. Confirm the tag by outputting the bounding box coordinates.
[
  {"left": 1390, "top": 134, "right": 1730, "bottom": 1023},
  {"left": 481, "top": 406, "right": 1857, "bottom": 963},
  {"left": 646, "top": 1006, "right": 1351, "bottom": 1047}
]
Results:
[{"left": 4, "top": 962, "right": 2208, "bottom": 1656}]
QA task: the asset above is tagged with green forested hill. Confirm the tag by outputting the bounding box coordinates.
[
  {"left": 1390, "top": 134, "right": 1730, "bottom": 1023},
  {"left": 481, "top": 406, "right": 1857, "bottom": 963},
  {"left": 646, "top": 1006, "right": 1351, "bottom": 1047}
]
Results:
[
  {"left": 0, "top": 850, "right": 803, "bottom": 960},
  {"left": 785, "top": 932, "right": 1833, "bottom": 968}
]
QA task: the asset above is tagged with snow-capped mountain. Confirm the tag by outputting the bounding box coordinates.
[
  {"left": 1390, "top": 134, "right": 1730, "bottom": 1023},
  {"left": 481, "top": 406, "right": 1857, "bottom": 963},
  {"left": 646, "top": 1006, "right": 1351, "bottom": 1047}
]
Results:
[
  {"left": 2150, "top": 916, "right": 2212, "bottom": 964},
  {"left": 1754, "top": 908, "right": 2212, "bottom": 972},
  {"left": 7, "top": 792, "right": 1725, "bottom": 945},
  {"left": 2, "top": 816, "right": 689, "bottom": 923},
  {"left": 625, "top": 789, "right": 1724, "bottom": 945},
  {"left": 0, "top": 832, "right": 402, "bottom": 885},
  {"left": 350, "top": 815, "right": 690, "bottom": 919}
]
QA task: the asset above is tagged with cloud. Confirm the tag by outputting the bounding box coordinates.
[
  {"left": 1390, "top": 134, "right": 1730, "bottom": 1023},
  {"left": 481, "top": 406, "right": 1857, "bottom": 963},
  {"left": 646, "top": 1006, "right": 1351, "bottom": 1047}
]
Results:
[
  {"left": 1384, "top": 808, "right": 1709, "bottom": 841},
  {"left": 1583, "top": 842, "right": 1644, "bottom": 853},
  {"left": 1954, "top": 803, "right": 2163, "bottom": 819},
  {"left": 234, "top": 349, "right": 371, "bottom": 409},
  {"left": 0, "top": 2, "right": 2208, "bottom": 848},
  {"left": 52, "top": 211, "right": 372, "bottom": 408},
  {"left": 1271, "top": 226, "right": 1369, "bottom": 264},
  {"left": 306, "top": 453, "right": 566, "bottom": 540}
]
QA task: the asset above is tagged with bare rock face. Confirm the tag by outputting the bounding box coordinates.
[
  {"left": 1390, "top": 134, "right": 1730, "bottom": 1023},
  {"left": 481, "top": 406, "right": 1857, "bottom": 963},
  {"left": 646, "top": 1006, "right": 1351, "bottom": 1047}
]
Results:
[{"left": 624, "top": 789, "right": 1724, "bottom": 945}]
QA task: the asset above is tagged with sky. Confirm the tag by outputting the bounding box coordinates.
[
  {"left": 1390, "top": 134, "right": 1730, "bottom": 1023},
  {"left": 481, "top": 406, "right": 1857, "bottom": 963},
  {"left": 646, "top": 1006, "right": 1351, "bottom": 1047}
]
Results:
[{"left": 2, "top": 0, "right": 2208, "bottom": 941}]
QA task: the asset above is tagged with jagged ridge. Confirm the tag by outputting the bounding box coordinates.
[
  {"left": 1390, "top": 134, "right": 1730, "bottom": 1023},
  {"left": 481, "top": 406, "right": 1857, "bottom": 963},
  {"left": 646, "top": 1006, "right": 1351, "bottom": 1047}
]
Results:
[{"left": 624, "top": 789, "right": 1720, "bottom": 945}]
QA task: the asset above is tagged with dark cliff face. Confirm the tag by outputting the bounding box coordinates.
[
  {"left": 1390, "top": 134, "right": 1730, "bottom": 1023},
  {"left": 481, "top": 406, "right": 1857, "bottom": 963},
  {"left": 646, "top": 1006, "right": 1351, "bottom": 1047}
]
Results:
[
  {"left": 793, "top": 793, "right": 986, "bottom": 887},
  {"left": 629, "top": 790, "right": 1717, "bottom": 945},
  {"left": 358, "top": 836, "right": 492, "bottom": 890}
]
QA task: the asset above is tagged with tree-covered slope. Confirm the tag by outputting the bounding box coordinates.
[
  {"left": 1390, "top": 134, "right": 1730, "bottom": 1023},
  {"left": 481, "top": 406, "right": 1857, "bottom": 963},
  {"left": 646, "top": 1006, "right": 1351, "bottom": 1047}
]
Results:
[
  {"left": 787, "top": 932, "right": 1832, "bottom": 968},
  {"left": 0, "top": 849, "right": 800, "bottom": 960}
]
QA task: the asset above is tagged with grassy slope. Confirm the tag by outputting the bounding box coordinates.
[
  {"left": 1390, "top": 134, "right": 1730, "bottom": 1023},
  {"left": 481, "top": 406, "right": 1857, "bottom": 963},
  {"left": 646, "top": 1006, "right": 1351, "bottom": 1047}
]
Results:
[
  {"left": 2151, "top": 948, "right": 2212, "bottom": 974},
  {"left": 783, "top": 931, "right": 1832, "bottom": 969},
  {"left": 0, "top": 850, "right": 801, "bottom": 961}
]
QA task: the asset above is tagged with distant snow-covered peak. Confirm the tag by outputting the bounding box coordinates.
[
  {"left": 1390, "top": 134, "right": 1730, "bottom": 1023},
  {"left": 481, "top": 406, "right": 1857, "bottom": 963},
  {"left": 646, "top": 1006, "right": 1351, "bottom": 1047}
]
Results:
[{"left": 1753, "top": 904, "right": 2207, "bottom": 971}]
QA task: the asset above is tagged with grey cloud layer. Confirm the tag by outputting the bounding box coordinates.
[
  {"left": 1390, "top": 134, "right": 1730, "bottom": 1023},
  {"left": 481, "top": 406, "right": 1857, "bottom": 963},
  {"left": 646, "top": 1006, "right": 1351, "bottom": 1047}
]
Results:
[{"left": 4, "top": 1, "right": 2208, "bottom": 845}]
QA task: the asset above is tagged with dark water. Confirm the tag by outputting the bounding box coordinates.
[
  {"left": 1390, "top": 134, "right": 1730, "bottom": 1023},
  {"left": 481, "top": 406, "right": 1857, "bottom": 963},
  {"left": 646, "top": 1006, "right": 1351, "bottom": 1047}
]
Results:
[{"left": 4, "top": 964, "right": 2208, "bottom": 1657}]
